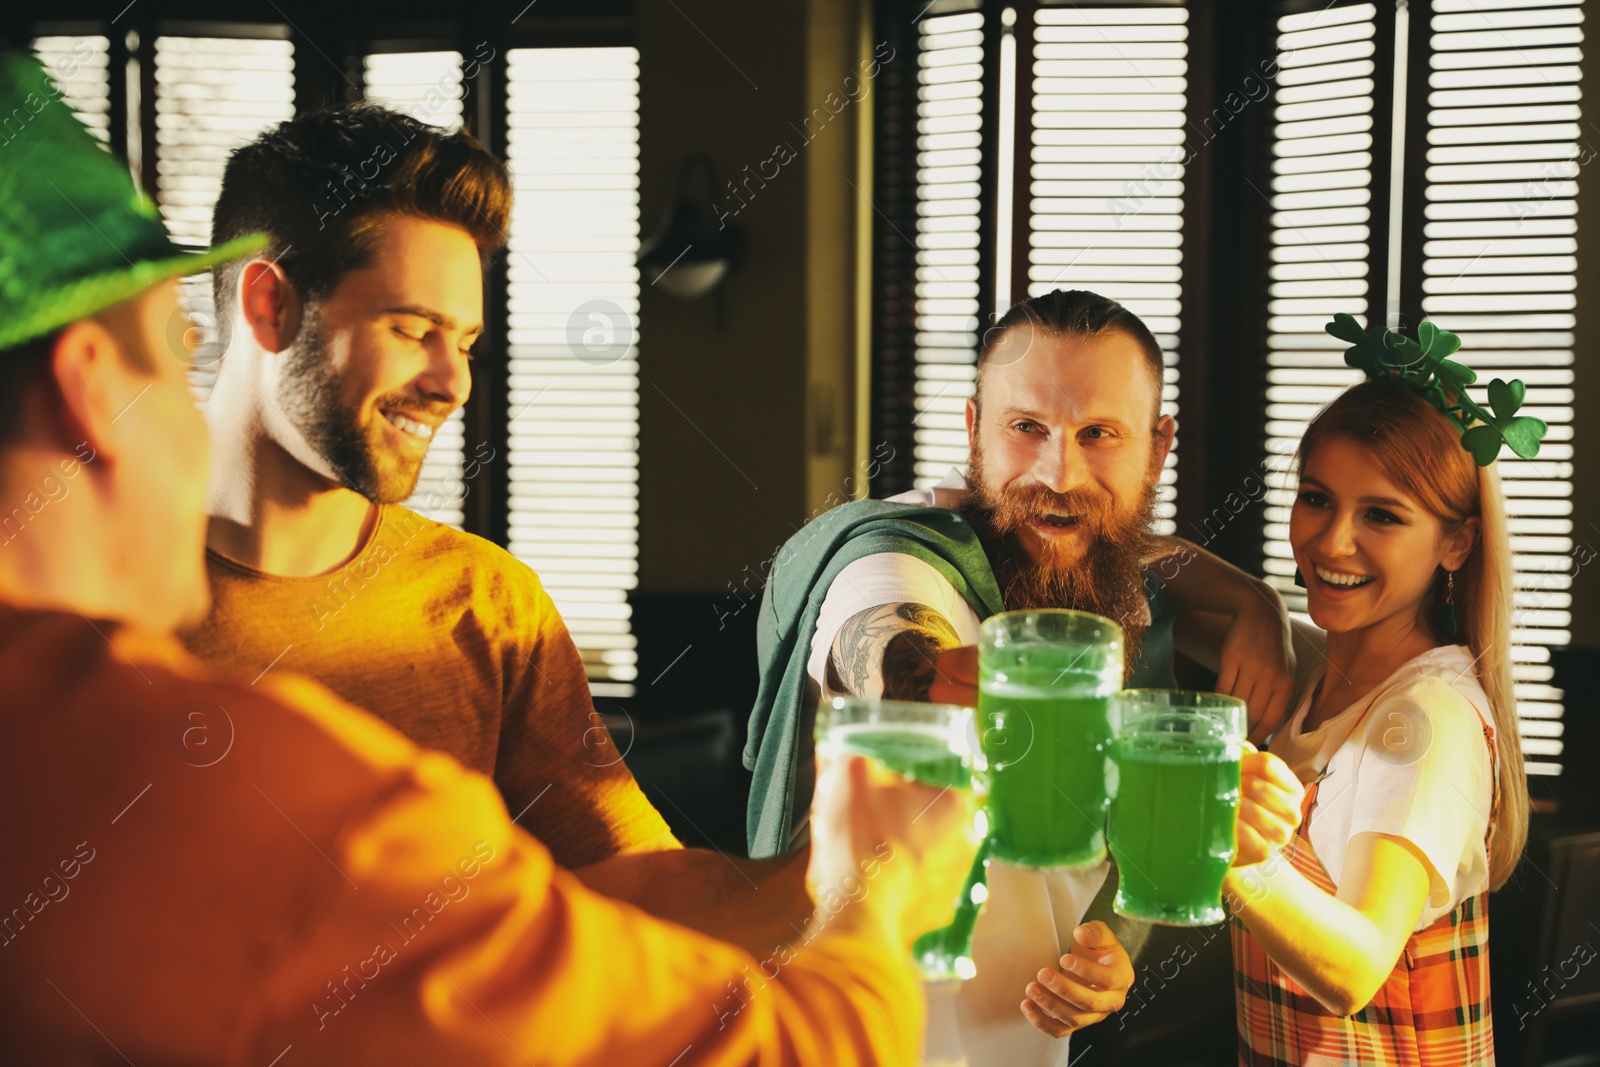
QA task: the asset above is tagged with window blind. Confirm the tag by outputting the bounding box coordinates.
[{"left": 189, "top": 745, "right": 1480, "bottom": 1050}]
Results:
[
  {"left": 1422, "top": 0, "right": 1581, "bottom": 776},
  {"left": 1028, "top": 4, "right": 1189, "bottom": 534},
  {"left": 153, "top": 34, "right": 295, "bottom": 396},
  {"left": 504, "top": 47, "right": 642, "bottom": 697},
  {"left": 910, "top": 6, "right": 987, "bottom": 487},
  {"left": 32, "top": 35, "right": 111, "bottom": 145},
  {"left": 1261, "top": 3, "right": 1379, "bottom": 604},
  {"left": 1261, "top": 0, "right": 1575, "bottom": 776}
]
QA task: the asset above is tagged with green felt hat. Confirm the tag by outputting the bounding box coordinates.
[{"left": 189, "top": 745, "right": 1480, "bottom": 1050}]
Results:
[{"left": 0, "top": 52, "right": 267, "bottom": 351}]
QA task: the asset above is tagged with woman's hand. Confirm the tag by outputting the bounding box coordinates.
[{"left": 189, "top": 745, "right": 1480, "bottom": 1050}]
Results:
[
  {"left": 1019, "top": 921, "right": 1134, "bottom": 1038},
  {"left": 1233, "top": 746, "right": 1304, "bottom": 868}
]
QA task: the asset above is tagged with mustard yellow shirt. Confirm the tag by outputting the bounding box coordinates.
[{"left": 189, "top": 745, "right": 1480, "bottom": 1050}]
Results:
[
  {"left": 0, "top": 605, "right": 923, "bottom": 1065},
  {"left": 181, "top": 505, "right": 672, "bottom": 868}
]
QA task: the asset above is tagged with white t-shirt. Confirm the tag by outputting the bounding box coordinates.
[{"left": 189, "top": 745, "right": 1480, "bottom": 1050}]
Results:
[
  {"left": 804, "top": 468, "right": 1103, "bottom": 1067},
  {"left": 1270, "top": 644, "right": 1496, "bottom": 930},
  {"left": 806, "top": 469, "right": 982, "bottom": 690},
  {"left": 806, "top": 552, "right": 986, "bottom": 691}
]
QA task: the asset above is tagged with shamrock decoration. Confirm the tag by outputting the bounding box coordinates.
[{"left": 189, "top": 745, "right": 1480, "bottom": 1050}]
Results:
[{"left": 1325, "top": 313, "right": 1548, "bottom": 466}]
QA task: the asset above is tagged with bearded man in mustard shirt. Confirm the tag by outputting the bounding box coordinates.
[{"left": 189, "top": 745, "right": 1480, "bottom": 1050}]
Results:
[{"left": 180, "top": 103, "right": 802, "bottom": 946}]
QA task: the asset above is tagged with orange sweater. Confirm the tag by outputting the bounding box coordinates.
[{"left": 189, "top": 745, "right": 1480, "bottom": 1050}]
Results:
[
  {"left": 180, "top": 505, "right": 674, "bottom": 869},
  {"left": 0, "top": 605, "right": 923, "bottom": 1065}
]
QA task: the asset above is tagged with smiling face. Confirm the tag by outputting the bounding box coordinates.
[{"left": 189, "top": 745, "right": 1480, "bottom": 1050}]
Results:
[
  {"left": 960, "top": 326, "right": 1173, "bottom": 637},
  {"left": 966, "top": 326, "right": 1172, "bottom": 568},
  {"left": 272, "top": 213, "right": 483, "bottom": 503},
  {"left": 1290, "top": 435, "right": 1477, "bottom": 637}
]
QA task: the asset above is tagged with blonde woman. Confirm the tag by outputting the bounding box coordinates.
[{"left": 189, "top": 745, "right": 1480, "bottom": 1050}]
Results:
[{"left": 1228, "top": 329, "right": 1536, "bottom": 1065}]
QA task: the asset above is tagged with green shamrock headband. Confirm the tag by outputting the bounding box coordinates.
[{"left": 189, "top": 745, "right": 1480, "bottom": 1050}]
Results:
[{"left": 1324, "top": 313, "right": 1549, "bottom": 467}]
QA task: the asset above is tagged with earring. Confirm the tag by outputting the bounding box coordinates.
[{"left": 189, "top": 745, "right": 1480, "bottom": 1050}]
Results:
[
  {"left": 1443, "top": 570, "right": 1458, "bottom": 637},
  {"left": 1293, "top": 566, "right": 1306, "bottom": 589}
]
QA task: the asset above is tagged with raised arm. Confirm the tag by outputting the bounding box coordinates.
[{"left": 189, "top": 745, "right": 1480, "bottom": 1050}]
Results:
[
  {"left": 1149, "top": 537, "right": 1294, "bottom": 741},
  {"left": 826, "top": 602, "right": 965, "bottom": 702},
  {"left": 495, "top": 570, "right": 816, "bottom": 956},
  {"left": 492, "top": 574, "right": 679, "bottom": 867},
  {"left": 573, "top": 843, "right": 813, "bottom": 958},
  {"left": 247, "top": 710, "right": 978, "bottom": 1066},
  {"left": 1225, "top": 684, "right": 1482, "bottom": 1017}
]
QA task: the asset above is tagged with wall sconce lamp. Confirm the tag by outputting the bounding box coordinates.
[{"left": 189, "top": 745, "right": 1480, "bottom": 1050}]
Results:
[{"left": 638, "top": 152, "right": 746, "bottom": 324}]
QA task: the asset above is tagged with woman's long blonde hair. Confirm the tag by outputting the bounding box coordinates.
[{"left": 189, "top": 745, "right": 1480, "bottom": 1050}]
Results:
[{"left": 1299, "top": 378, "right": 1528, "bottom": 889}]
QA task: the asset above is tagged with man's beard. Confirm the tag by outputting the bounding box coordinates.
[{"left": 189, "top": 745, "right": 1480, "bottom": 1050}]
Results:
[
  {"left": 959, "top": 439, "right": 1160, "bottom": 670},
  {"left": 277, "top": 310, "right": 428, "bottom": 505}
]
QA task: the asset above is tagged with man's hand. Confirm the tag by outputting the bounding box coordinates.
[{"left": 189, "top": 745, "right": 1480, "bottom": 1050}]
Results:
[
  {"left": 1216, "top": 588, "right": 1295, "bottom": 744},
  {"left": 1156, "top": 537, "right": 1297, "bottom": 741},
  {"left": 927, "top": 644, "right": 977, "bottom": 707},
  {"left": 1020, "top": 921, "right": 1134, "bottom": 1038},
  {"left": 1233, "top": 745, "right": 1303, "bottom": 868},
  {"left": 807, "top": 753, "right": 978, "bottom": 948}
]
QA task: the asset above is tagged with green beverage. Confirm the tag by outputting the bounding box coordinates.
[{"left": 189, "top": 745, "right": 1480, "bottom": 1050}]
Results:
[
  {"left": 979, "top": 675, "right": 1115, "bottom": 867},
  {"left": 978, "top": 610, "right": 1124, "bottom": 870},
  {"left": 825, "top": 724, "right": 972, "bottom": 791},
  {"left": 814, "top": 697, "right": 987, "bottom": 981},
  {"left": 1108, "top": 691, "right": 1245, "bottom": 926}
]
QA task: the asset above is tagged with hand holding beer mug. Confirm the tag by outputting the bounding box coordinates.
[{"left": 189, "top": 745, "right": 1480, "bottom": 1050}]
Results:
[
  {"left": 1231, "top": 745, "right": 1305, "bottom": 868},
  {"left": 812, "top": 697, "right": 985, "bottom": 977}
]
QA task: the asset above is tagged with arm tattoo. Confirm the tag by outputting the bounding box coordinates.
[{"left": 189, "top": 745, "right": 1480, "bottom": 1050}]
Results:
[{"left": 828, "top": 602, "right": 962, "bottom": 701}]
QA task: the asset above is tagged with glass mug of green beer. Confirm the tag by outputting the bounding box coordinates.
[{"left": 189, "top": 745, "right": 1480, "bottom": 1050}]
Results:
[
  {"left": 1108, "top": 690, "right": 1246, "bottom": 925},
  {"left": 978, "top": 609, "right": 1124, "bottom": 869},
  {"left": 814, "top": 697, "right": 988, "bottom": 980}
]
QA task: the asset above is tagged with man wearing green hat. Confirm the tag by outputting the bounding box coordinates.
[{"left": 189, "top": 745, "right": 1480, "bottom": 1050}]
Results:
[{"left": 0, "top": 51, "right": 977, "bottom": 1063}]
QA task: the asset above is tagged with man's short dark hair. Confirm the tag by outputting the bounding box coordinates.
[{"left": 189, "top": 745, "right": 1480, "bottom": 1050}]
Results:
[
  {"left": 975, "top": 289, "right": 1166, "bottom": 418},
  {"left": 211, "top": 104, "right": 511, "bottom": 350}
]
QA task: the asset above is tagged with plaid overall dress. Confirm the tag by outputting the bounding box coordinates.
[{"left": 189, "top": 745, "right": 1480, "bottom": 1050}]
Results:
[{"left": 1231, "top": 711, "right": 1498, "bottom": 1066}]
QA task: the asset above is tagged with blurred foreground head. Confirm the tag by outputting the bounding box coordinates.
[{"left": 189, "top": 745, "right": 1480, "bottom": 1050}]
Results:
[{"left": 0, "top": 52, "right": 264, "bottom": 631}]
